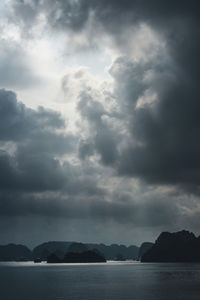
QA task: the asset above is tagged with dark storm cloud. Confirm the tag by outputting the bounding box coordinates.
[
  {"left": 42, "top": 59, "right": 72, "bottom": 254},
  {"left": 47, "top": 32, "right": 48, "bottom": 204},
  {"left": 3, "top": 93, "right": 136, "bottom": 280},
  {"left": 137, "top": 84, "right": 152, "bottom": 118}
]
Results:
[
  {"left": 0, "top": 89, "right": 108, "bottom": 218},
  {"left": 77, "top": 91, "right": 119, "bottom": 165},
  {"left": 78, "top": 139, "right": 94, "bottom": 160},
  {"left": 39, "top": 0, "right": 199, "bottom": 192},
  {"left": 0, "top": 87, "right": 179, "bottom": 230},
  {"left": 0, "top": 89, "right": 65, "bottom": 141},
  {"left": 113, "top": 53, "right": 200, "bottom": 191},
  {"left": 10, "top": 0, "right": 200, "bottom": 32},
  {"left": 0, "top": 188, "right": 179, "bottom": 229},
  {"left": 3, "top": 0, "right": 200, "bottom": 245},
  {"left": 0, "top": 89, "right": 76, "bottom": 192},
  {"left": 19, "top": 0, "right": 200, "bottom": 192}
]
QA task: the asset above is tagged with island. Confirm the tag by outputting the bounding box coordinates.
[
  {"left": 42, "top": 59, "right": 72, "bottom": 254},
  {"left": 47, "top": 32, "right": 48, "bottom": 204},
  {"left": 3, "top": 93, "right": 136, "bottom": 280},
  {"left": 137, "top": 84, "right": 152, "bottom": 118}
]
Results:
[
  {"left": 47, "top": 250, "right": 106, "bottom": 263},
  {"left": 141, "top": 230, "right": 200, "bottom": 262},
  {"left": 32, "top": 241, "right": 139, "bottom": 261}
]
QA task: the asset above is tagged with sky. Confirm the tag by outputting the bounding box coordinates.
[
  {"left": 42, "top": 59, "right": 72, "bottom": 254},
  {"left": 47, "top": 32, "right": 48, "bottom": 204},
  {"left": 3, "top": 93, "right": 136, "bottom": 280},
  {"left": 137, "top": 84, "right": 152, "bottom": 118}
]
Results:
[{"left": 0, "top": 0, "right": 200, "bottom": 248}]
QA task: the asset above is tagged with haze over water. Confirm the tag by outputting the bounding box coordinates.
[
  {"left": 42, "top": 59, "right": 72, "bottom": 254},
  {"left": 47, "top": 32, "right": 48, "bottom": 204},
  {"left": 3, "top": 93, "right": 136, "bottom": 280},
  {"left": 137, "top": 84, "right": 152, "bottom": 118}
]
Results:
[{"left": 1, "top": 261, "right": 200, "bottom": 300}]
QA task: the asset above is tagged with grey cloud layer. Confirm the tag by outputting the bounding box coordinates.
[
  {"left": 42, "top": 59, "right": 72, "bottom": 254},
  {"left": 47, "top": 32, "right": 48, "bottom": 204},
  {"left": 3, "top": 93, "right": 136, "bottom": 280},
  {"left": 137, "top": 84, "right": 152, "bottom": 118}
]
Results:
[
  {"left": 10, "top": 1, "right": 200, "bottom": 32},
  {"left": 0, "top": 89, "right": 75, "bottom": 192},
  {"left": 0, "top": 89, "right": 106, "bottom": 211},
  {"left": 77, "top": 91, "right": 119, "bottom": 165},
  {"left": 11, "top": 0, "right": 200, "bottom": 191},
  {"left": 0, "top": 89, "right": 182, "bottom": 233},
  {"left": 1, "top": 0, "right": 200, "bottom": 245},
  {"left": 111, "top": 55, "right": 200, "bottom": 191}
]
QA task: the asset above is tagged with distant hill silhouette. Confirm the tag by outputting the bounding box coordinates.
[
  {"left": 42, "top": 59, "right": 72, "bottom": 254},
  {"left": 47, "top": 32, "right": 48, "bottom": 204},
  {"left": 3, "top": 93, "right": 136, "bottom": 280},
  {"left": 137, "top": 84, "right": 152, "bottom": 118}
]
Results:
[
  {"left": 32, "top": 241, "right": 73, "bottom": 260},
  {"left": 138, "top": 242, "right": 154, "bottom": 260},
  {"left": 141, "top": 230, "right": 200, "bottom": 262},
  {"left": 3, "top": 231, "right": 200, "bottom": 263},
  {"left": 0, "top": 241, "right": 138, "bottom": 261},
  {"left": 0, "top": 244, "right": 32, "bottom": 261},
  {"left": 47, "top": 250, "right": 106, "bottom": 263},
  {"left": 86, "top": 243, "right": 138, "bottom": 260},
  {"left": 68, "top": 242, "right": 88, "bottom": 253},
  {"left": 32, "top": 241, "right": 139, "bottom": 261}
]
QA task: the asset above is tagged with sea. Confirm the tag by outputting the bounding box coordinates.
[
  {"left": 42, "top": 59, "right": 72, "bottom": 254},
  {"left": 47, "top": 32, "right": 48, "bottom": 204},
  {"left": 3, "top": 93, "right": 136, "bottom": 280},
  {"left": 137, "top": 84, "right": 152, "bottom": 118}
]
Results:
[{"left": 1, "top": 261, "right": 200, "bottom": 300}]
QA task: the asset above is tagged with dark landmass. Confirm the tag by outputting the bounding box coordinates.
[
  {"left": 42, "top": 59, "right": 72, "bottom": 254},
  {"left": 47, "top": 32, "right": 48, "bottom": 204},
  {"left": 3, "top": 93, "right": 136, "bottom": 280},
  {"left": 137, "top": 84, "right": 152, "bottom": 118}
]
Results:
[
  {"left": 137, "top": 242, "right": 154, "bottom": 260},
  {"left": 47, "top": 250, "right": 106, "bottom": 263},
  {"left": 114, "top": 254, "right": 126, "bottom": 261},
  {"left": 68, "top": 242, "right": 88, "bottom": 253},
  {"left": 54, "top": 249, "right": 65, "bottom": 260},
  {"left": 86, "top": 243, "right": 138, "bottom": 260},
  {"left": 3, "top": 231, "right": 200, "bottom": 263},
  {"left": 0, "top": 244, "right": 32, "bottom": 261},
  {"left": 47, "top": 253, "right": 61, "bottom": 263},
  {"left": 32, "top": 241, "right": 73, "bottom": 260},
  {"left": 32, "top": 241, "right": 139, "bottom": 261},
  {"left": 141, "top": 230, "right": 200, "bottom": 262},
  {"left": 0, "top": 241, "right": 138, "bottom": 261}
]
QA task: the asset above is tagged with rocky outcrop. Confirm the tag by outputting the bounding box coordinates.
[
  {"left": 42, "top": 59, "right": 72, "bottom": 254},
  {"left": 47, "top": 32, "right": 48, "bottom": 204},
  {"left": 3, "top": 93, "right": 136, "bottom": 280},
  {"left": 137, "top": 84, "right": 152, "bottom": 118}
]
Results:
[{"left": 141, "top": 230, "right": 200, "bottom": 262}]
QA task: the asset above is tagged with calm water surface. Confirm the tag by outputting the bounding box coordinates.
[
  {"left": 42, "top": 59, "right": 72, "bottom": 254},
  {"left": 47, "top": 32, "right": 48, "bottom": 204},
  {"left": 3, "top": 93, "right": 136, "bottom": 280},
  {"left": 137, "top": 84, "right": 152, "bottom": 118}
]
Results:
[{"left": 0, "top": 261, "right": 200, "bottom": 300}]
